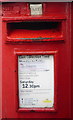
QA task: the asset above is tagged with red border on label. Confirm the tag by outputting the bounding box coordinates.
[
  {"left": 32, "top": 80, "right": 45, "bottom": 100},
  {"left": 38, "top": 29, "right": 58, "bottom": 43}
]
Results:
[{"left": 15, "top": 50, "right": 58, "bottom": 112}]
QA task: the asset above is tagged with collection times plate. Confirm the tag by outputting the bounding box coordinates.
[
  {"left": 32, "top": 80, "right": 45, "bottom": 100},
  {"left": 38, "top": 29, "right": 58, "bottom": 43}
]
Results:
[{"left": 18, "top": 55, "right": 54, "bottom": 108}]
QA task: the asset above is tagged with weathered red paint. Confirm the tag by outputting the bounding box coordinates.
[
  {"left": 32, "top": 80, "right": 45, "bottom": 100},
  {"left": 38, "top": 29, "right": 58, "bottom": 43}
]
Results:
[
  {"left": 71, "top": 3, "right": 73, "bottom": 120},
  {"left": 1, "top": 2, "right": 71, "bottom": 119}
]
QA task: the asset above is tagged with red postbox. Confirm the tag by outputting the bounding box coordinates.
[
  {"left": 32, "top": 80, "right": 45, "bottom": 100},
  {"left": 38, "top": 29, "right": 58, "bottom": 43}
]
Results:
[{"left": 1, "top": 2, "right": 71, "bottom": 119}]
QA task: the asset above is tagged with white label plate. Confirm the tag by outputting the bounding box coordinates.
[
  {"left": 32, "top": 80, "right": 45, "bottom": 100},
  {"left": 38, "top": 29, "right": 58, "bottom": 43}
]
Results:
[
  {"left": 18, "top": 55, "right": 54, "bottom": 108},
  {"left": 30, "top": 4, "right": 42, "bottom": 15}
]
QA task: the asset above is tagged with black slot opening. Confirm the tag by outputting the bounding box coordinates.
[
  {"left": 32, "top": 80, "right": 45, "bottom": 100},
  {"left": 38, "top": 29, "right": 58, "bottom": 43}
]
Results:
[{"left": 7, "top": 21, "right": 61, "bottom": 30}]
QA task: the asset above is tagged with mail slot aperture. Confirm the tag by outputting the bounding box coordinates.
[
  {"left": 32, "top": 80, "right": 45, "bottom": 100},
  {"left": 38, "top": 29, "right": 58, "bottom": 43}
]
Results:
[{"left": 7, "top": 21, "right": 64, "bottom": 42}]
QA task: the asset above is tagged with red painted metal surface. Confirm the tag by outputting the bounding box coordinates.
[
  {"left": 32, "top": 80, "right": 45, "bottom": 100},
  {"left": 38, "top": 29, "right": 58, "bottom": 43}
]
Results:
[
  {"left": 71, "top": 3, "right": 73, "bottom": 120},
  {"left": 0, "top": 3, "right": 2, "bottom": 119},
  {"left": 2, "top": 2, "right": 71, "bottom": 119}
]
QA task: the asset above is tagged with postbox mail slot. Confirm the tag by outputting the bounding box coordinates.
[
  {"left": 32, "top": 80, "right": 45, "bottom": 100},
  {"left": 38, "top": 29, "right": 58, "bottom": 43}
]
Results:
[{"left": 7, "top": 21, "right": 64, "bottom": 42}]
